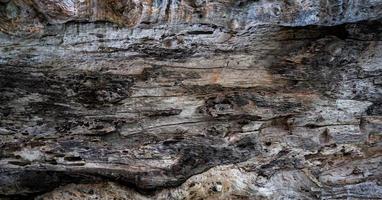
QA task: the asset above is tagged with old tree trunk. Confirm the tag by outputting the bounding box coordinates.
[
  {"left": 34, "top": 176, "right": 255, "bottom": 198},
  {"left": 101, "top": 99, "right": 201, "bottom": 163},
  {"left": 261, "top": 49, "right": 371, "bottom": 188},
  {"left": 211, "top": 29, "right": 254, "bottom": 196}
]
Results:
[{"left": 0, "top": 0, "right": 382, "bottom": 199}]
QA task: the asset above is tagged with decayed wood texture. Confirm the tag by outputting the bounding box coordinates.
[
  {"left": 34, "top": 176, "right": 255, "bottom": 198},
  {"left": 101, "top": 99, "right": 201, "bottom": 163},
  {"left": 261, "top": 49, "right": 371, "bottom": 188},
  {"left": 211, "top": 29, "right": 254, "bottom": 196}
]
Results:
[{"left": 0, "top": 0, "right": 381, "bottom": 199}]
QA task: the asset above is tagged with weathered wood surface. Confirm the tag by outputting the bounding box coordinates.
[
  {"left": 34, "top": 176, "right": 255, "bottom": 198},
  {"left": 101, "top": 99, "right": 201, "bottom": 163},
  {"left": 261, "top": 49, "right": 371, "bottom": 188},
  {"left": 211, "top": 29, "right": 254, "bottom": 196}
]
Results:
[{"left": 0, "top": 0, "right": 381, "bottom": 199}]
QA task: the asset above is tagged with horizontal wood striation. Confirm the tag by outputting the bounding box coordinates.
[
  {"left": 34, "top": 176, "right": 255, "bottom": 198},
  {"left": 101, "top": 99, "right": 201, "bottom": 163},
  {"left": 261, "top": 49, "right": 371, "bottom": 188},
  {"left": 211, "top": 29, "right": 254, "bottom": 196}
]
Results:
[{"left": 0, "top": 0, "right": 381, "bottom": 199}]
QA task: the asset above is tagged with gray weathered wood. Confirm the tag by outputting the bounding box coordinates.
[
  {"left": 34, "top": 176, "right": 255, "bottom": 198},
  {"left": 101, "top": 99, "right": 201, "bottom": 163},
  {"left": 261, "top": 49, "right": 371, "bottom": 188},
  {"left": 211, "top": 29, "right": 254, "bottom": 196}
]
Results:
[{"left": 0, "top": 0, "right": 381, "bottom": 199}]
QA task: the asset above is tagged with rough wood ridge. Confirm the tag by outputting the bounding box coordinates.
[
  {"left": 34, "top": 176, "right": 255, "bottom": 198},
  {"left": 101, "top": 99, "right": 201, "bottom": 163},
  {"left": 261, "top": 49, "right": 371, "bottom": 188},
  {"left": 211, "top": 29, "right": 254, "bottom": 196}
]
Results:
[{"left": 0, "top": 0, "right": 381, "bottom": 199}]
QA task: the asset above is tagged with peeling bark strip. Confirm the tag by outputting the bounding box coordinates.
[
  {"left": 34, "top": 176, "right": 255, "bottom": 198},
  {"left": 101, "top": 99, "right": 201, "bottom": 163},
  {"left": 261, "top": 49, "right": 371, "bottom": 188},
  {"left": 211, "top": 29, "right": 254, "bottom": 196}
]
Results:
[{"left": 0, "top": 0, "right": 382, "bottom": 199}]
